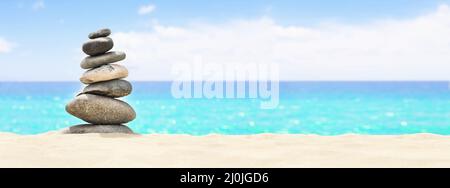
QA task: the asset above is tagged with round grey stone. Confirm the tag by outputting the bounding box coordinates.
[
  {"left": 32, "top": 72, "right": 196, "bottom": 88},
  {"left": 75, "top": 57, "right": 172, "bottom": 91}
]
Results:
[
  {"left": 82, "top": 37, "right": 114, "bottom": 56},
  {"left": 80, "top": 79, "right": 132, "bottom": 98},
  {"left": 80, "top": 64, "right": 128, "bottom": 84},
  {"left": 62, "top": 124, "right": 134, "bottom": 134},
  {"left": 88, "top": 28, "right": 111, "bottom": 39},
  {"left": 81, "top": 51, "right": 126, "bottom": 69},
  {"left": 66, "top": 94, "right": 136, "bottom": 124}
]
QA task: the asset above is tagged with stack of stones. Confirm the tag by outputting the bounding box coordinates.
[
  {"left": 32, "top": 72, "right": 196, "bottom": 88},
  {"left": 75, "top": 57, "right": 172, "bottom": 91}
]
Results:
[{"left": 64, "top": 28, "right": 136, "bottom": 134}]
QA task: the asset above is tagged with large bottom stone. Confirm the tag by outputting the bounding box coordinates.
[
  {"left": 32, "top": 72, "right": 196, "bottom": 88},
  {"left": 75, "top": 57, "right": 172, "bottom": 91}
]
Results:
[
  {"left": 62, "top": 124, "right": 134, "bottom": 134},
  {"left": 66, "top": 94, "right": 136, "bottom": 124}
]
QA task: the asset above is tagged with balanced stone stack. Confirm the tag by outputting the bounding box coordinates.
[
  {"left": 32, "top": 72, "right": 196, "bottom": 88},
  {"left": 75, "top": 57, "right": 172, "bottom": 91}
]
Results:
[{"left": 64, "top": 28, "right": 136, "bottom": 134}]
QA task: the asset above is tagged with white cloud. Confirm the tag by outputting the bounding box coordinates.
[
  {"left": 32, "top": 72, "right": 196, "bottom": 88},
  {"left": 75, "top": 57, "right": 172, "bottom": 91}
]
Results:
[
  {"left": 138, "top": 4, "right": 156, "bottom": 15},
  {"left": 115, "top": 4, "right": 450, "bottom": 81},
  {"left": 0, "top": 38, "right": 14, "bottom": 53},
  {"left": 32, "top": 0, "right": 45, "bottom": 11}
]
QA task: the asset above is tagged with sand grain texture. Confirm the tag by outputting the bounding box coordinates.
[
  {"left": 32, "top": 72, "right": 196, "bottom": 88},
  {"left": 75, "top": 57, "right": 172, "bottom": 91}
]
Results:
[{"left": 0, "top": 133, "right": 449, "bottom": 167}]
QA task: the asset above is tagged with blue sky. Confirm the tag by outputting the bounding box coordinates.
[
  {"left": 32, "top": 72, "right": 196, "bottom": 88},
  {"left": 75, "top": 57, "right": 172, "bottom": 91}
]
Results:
[{"left": 1, "top": 0, "right": 450, "bottom": 81}]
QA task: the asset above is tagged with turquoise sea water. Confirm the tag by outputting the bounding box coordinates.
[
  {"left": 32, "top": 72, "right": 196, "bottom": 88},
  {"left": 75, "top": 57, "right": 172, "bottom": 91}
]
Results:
[{"left": 0, "top": 82, "right": 449, "bottom": 135}]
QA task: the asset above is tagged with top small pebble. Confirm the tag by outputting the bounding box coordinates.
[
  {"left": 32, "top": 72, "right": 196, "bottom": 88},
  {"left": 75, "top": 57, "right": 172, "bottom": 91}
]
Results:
[{"left": 89, "top": 28, "right": 111, "bottom": 39}]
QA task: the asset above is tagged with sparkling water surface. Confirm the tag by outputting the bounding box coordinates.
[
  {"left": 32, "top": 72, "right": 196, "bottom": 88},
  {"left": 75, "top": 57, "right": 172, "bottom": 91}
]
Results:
[{"left": 0, "top": 82, "right": 449, "bottom": 135}]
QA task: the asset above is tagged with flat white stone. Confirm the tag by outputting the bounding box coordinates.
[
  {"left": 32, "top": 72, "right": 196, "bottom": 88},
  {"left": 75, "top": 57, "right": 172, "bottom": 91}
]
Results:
[{"left": 80, "top": 64, "right": 128, "bottom": 84}]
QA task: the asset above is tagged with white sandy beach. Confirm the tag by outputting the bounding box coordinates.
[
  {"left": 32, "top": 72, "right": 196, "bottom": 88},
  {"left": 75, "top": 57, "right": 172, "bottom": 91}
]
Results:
[{"left": 0, "top": 133, "right": 449, "bottom": 168}]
